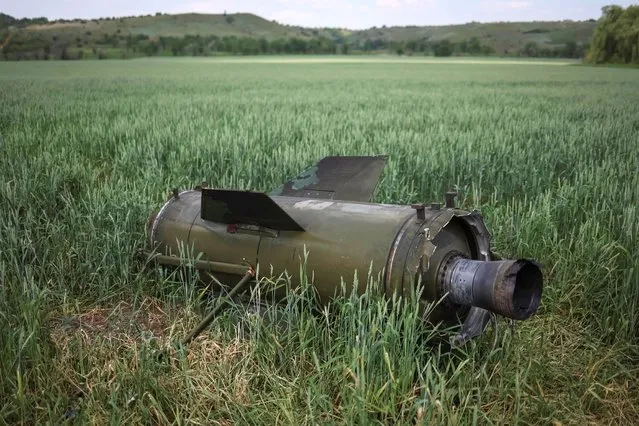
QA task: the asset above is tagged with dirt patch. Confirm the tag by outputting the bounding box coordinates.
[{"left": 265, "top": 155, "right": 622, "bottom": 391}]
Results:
[{"left": 49, "top": 297, "right": 175, "bottom": 348}]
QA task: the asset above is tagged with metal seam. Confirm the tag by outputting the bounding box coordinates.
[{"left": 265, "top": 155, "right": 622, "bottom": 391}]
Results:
[
  {"left": 383, "top": 213, "right": 415, "bottom": 294},
  {"left": 150, "top": 190, "right": 192, "bottom": 249}
]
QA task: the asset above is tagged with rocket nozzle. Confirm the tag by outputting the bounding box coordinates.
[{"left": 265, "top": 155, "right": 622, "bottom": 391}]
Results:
[{"left": 438, "top": 255, "right": 543, "bottom": 320}]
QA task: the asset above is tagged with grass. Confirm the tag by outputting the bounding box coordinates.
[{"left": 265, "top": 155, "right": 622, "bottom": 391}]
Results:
[{"left": 0, "top": 57, "right": 638, "bottom": 424}]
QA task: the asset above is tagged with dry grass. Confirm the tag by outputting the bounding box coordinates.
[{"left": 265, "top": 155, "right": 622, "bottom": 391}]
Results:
[{"left": 49, "top": 298, "right": 171, "bottom": 348}]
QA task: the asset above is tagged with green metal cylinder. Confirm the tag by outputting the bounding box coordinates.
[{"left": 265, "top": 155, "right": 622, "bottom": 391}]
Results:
[{"left": 146, "top": 189, "right": 526, "bottom": 326}]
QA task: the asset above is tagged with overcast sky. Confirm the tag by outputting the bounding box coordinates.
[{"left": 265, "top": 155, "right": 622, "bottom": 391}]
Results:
[{"left": 1, "top": 0, "right": 635, "bottom": 29}]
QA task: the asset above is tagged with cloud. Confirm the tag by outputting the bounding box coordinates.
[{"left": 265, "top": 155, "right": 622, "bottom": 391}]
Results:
[{"left": 377, "top": 0, "right": 401, "bottom": 7}]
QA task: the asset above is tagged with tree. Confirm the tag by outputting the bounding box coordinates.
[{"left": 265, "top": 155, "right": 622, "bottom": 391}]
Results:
[
  {"left": 259, "top": 37, "right": 268, "bottom": 54},
  {"left": 433, "top": 40, "right": 452, "bottom": 57},
  {"left": 468, "top": 36, "right": 481, "bottom": 54},
  {"left": 406, "top": 40, "right": 418, "bottom": 53},
  {"left": 481, "top": 44, "right": 495, "bottom": 56},
  {"left": 363, "top": 39, "right": 374, "bottom": 51},
  {"left": 522, "top": 41, "right": 539, "bottom": 57},
  {"left": 587, "top": 5, "right": 639, "bottom": 64},
  {"left": 563, "top": 41, "right": 578, "bottom": 58},
  {"left": 144, "top": 41, "right": 159, "bottom": 56},
  {"left": 60, "top": 45, "right": 70, "bottom": 60},
  {"left": 458, "top": 40, "right": 468, "bottom": 53}
]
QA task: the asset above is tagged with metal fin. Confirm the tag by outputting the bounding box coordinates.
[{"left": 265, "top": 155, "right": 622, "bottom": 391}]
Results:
[
  {"left": 270, "top": 155, "right": 388, "bottom": 202},
  {"left": 201, "top": 189, "right": 305, "bottom": 232}
]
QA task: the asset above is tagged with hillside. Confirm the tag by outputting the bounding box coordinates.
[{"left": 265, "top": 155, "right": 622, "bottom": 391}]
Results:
[
  {"left": 20, "top": 13, "right": 308, "bottom": 39},
  {"left": 1, "top": 11, "right": 598, "bottom": 60},
  {"left": 352, "top": 20, "right": 598, "bottom": 54}
]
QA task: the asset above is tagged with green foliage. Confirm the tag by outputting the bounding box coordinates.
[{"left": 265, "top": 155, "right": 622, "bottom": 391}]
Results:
[
  {"left": 0, "top": 58, "right": 638, "bottom": 424},
  {"left": 0, "top": 12, "right": 48, "bottom": 29},
  {"left": 516, "top": 40, "right": 586, "bottom": 59},
  {"left": 587, "top": 5, "right": 639, "bottom": 64},
  {"left": 0, "top": 12, "right": 598, "bottom": 61},
  {"left": 1, "top": 30, "right": 339, "bottom": 59},
  {"left": 523, "top": 28, "right": 551, "bottom": 34},
  {"left": 433, "top": 39, "right": 453, "bottom": 56}
]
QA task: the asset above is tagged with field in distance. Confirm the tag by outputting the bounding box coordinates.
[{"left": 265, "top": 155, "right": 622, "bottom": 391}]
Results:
[
  {"left": 0, "top": 58, "right": 637, "bottom": 424},
  {"left": 149, "top": 55, "right": 578, "bottom": 65}
]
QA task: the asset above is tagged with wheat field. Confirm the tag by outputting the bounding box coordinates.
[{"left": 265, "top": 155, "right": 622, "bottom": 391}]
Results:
[{"left": 0, "top": 58, "right": 637, "bottom": 424}]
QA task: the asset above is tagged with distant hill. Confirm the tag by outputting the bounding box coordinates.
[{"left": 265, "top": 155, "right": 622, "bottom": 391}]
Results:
[
  {"left": 352, "top": 20, "right": 598, "bottom": 54},
  {"left": 1, "top": 11, "right": 598, "bottom": 60},
  {"left": 14, "top": 13, "right": 306, "bottom": 39}
]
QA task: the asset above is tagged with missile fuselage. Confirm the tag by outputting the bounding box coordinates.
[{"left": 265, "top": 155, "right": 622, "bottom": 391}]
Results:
[{"left": 147, "top": 187, "right": 542, "bottom": 329}]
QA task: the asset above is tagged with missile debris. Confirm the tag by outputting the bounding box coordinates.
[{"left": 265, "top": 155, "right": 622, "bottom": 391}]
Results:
[{"left": 144, "top": 156, "right": 542, "bottom": 345}]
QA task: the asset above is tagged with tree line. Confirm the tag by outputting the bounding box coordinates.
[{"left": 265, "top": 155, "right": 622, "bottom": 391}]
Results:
[
  {"left": 0, "top": 13, "right": 48, "bottom": 29},
  {"left": 586, "top": 5, "right": 639, "bottom": 64},
  {"left": 2, "top": 31, "right": 587, "bottom": 61}
]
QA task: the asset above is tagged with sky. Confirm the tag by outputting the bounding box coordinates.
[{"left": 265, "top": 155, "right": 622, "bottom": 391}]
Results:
[{"left": 1, "top": 0, "right": 636, "bottom": 29}]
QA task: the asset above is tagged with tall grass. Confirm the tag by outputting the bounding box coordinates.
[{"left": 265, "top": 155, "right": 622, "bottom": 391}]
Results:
[{"left": 0, "top": 59, "right": 637, "bottom": 424}]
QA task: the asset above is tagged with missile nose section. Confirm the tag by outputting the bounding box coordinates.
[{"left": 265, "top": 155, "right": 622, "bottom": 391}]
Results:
[{"left": 438, "top": 255, "right": 543, "bottom": 320}]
